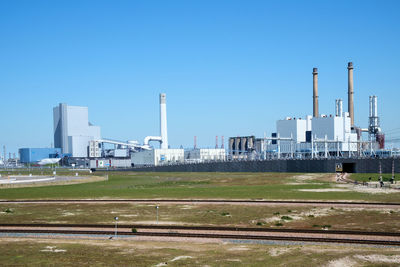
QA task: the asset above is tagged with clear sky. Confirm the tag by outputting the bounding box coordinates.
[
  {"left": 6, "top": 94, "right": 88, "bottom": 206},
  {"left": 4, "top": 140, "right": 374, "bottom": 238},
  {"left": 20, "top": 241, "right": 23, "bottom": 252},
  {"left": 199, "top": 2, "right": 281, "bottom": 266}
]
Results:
[{"left": 1, "top": 0, "right": 400, "bottom": 155}]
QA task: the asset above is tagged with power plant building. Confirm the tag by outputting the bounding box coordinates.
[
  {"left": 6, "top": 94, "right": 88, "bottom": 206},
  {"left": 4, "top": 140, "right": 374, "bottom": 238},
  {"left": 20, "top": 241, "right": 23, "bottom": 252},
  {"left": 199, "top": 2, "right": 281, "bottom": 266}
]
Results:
[
  {"left": 184, "top": 148, "right": 226, "bottom": 162},
  {"left": 276, "top": 116, "right": 312, "bottom": 142},
  {"left": 53, "top": 103, "right": 101, "bottom": 158},
  {"left": 19, "top": 148, "right": 62, "bottom": 163},
  {"left": 131, "top": 149, "right": 184, "bottom": 166}
]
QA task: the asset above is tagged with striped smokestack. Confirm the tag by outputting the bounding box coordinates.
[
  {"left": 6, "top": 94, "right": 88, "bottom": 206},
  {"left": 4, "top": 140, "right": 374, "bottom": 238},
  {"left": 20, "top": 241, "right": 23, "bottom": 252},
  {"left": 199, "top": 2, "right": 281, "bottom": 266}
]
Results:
[{"left": 347, "top": 62, "right": 354, "bottom": 126}]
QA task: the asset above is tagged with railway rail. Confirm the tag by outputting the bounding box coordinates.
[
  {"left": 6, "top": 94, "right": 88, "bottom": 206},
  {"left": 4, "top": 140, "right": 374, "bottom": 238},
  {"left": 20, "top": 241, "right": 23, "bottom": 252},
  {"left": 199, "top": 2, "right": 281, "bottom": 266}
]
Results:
[
  {"left": 1, "top": 199, "right": 400, "bottom": 207},
  {"left": 1, "top": 223, "right": 400, "bottom": 237},
  {"left": 1, "top": 224, "right": 400, "bottom": 246}
]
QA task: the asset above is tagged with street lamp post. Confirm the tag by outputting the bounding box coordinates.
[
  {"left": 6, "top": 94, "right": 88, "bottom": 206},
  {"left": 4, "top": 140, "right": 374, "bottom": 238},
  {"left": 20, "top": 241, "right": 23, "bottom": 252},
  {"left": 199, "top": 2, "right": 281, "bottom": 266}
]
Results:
[
  {"left": 156, "top": 205, "right": 159, "bottom": 224},
  {"left": 114, "top": 216, "right": 118, "bottom": 238}
]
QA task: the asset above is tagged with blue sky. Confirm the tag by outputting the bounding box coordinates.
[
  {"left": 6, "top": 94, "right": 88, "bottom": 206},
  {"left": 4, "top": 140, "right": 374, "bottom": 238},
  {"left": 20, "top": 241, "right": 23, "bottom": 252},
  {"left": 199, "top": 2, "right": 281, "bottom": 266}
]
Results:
[{"left": 1, "top": 0, "right": 400, "bottom": 154}]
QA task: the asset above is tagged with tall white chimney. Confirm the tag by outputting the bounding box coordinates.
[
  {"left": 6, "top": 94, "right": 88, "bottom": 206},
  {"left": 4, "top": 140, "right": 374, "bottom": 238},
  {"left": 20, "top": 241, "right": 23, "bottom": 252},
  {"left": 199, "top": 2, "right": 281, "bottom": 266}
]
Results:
[{"left": 160, "top": 93, "right": 168, "bottom": 149}]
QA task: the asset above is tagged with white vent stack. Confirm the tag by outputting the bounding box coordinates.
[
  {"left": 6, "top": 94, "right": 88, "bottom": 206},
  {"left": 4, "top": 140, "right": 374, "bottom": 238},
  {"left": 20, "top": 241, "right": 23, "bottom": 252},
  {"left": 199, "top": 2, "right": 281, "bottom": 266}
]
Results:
[
  {"left": 335, "top": 99, "right": 343, "bottom": 117},
  {"left": 312, "top": 67, "right": 319, "bottom": 117},
  {"left": 368, "top": 95, "right": 380, "bottom": 135},
  {"left": 160, "top": 93, "right": 168, "bottom": 149}
]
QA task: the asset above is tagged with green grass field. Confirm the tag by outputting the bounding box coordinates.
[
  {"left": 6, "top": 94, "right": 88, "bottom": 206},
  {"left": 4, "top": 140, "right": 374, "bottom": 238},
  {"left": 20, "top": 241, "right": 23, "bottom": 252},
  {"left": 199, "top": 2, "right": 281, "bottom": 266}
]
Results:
[
  {"left": 1, "top": 203, "right": 400, "bottom": 232},
  {"left": 0, "top": 171, "right": 399, "bottom": 202},
  {"left": 1, "top": 238, "right": 400, "bottom": 267}
]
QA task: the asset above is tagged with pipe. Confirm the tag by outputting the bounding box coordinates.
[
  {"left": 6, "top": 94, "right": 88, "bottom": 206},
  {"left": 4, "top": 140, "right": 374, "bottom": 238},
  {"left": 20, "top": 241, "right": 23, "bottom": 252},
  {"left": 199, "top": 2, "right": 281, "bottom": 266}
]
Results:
[
  {"left": 143, "top": 136, "right": 162, "bottom": 146},
  {"left": 312, "top": 68, "right": 319, "bottom": 117},
  {"left": 347, "top": 62, "right": 354, "bottom": 126},
  {"left": 160, "top": 93, "right": 168, "bottom": 149}
]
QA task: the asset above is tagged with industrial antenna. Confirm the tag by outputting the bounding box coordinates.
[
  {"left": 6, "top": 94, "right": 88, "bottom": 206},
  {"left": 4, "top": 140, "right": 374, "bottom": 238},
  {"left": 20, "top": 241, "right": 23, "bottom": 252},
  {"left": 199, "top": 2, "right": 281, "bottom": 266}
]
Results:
[
  {"left": 221, "top": 136, "right": 224, "bottom": 149},
  {"left": 3, "top": 145, "right": 5, "bottom": 162},
  {"left": 215, "top": 136, "right": 218, "bottom": 149},
  {"left": 194, "top": 136, "right": 197, "bottom": 149}
]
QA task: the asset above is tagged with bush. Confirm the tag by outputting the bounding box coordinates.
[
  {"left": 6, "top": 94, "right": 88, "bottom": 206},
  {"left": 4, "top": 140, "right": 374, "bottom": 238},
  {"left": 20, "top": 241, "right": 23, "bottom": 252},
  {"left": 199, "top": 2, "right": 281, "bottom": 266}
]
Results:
[
  {"left": 4, "top": 208, "right": 13, "bottom": 213},
  {"left": 281, "top": 216, "right": 292, "bottom": 221},
  {"left": 287, "top": 209, "right": 292, "bottom": 213},
  {"left": 312, "top": 224, "right": 320, "bottom": 228},
  {"left": 131, "top": 228, "right": 137, "bottom": 233},
  {"left": 273, "top": 212, "right": 280, "bottom": 215},
  {"left": 322, "top": 225, "right": 331, "bottom": 229},
  {"left": 256, "top": 222, "right": 264, "bottom": 226},
  {"left": 308, "top": 215, "right": 315, "bottom": 218},
  {"left": 221, "top": 212, "right": 230, "bottom": 216},
  {"left": 275, "top": 222, "right": 283, "bottom": 226}
]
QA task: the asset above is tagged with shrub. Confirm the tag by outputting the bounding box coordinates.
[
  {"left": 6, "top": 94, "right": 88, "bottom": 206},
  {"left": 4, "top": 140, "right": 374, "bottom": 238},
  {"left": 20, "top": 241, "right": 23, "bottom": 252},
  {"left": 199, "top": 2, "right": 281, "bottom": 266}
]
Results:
[
  {"left": 308, "top": 215, "right": 315, "bottom": 218},
  {"left": 287, "top": 210, "right": 292, "bottom": 213},
  {"left": 4, "top": 208, "right": 13, "bottom": 213},
  {"left": 131, "top": 228, "right": 137, "bottom": 233},
  {"left": 273, "top": 212, "right": 280, "bottom": 216},
  {"left": 322, "top": 225, "right": 331, "bottom": 229},
  {"left": 256, "top": 222, "right": 263, "bottom": 226},
  {"left": 281, "top": 216, "right": 293, "bottom": 220},
  {"left": 221, "top": 212, "right": 230, "bottom": 216},
  {"left": 275, "top": 223, "right": 283, "bottom": 226}
]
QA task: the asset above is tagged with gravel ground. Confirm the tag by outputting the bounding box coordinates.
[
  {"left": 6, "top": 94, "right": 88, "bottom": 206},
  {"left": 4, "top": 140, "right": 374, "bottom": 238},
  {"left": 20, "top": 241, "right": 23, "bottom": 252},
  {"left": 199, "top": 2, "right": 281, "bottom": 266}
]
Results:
[
  {"left": 0, "top": 232, "right": 398, "bottom": 249},
  {"left": 1, "top": 226, "right": 399, "bottom": 242}
]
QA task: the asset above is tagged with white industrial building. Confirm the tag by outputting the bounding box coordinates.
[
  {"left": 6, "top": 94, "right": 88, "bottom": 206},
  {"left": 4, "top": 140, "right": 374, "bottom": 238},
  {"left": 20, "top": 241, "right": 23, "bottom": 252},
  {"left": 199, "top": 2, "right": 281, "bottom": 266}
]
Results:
[
  {"left": 53, "top": 103, "right": 101, "bottom": 157},
  {"left": 276, "top": 116, "right": 312, "bottom": 142},
  {"left": 131, "top": 149, "right": 184, "bottom": 166},
  {"left": 184, "top": 148, "right": 226, "bottom": 162}
]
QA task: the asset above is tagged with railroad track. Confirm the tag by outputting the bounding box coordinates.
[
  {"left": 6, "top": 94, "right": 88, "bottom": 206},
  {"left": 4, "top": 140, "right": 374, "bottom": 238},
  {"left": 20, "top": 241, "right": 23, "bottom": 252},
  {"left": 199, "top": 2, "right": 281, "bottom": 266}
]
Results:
[
  {"left": 1, "top": 199, "right": 400, "bottom": 207},
  {"left": 1, "top": 224, "right": 400, "bottom": 246},
  {"left": 1, "top": 223, "right": 400, "bottom": 237}
]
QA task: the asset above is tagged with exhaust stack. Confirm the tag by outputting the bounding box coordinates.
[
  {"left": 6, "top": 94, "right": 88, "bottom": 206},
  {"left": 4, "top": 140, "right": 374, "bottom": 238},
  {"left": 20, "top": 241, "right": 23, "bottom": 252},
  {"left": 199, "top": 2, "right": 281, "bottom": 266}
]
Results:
[
  {"left": 347, "top": 62, "right": 354, "bottom": 126},
  {"left": 160, "top": 93, "right": 168, "bottom": 149},
  {"left": 312, "top": 68, "right": 319, "bottom": 117},
  {"left": 335, "top": 99, "right": 343, "bottom": 117}
]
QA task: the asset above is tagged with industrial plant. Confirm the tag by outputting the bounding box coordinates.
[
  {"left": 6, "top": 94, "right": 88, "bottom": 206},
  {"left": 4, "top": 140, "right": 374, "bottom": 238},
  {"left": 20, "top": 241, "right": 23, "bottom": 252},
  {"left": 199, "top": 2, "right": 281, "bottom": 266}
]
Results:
[
  {"left": 229, "top": 62, "right": 394, "bottom": 161},
  {"left": 1, "top": 62, "right": 397, "bottom": 171}
]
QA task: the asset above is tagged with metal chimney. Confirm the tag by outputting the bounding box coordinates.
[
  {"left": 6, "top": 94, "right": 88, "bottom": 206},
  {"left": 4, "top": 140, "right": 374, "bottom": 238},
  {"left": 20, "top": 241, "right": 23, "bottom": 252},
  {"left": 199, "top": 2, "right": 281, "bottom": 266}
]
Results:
[
  {"left": 160, "top": 93, "right": 168, "bottom": 149},
  {"left": 335, "top": 99, "right": 343, "bottom": 117},
  {"left": 347, "top": 62, "right": 354, "bottom": 126},
  {"left": 312, "top": 68, "right": 319, "bottom": 117}
]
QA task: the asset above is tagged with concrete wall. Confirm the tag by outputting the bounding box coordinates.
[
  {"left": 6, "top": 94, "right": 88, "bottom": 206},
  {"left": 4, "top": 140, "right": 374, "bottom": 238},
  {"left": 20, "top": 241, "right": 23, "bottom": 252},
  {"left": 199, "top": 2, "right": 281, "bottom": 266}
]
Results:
[{"left": 129, "top": 158, "right": 400, "bottom": 174}]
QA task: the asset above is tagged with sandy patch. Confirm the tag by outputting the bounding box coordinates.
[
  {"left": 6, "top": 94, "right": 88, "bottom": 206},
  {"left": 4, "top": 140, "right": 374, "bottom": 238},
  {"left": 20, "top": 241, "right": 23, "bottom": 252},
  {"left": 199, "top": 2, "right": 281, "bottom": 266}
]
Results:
[
  {"left": 40, "top": 246, "right": 66, "bottom": 253},
  {"left": 61, "top": 212, "right": 75, "bottom": 216},
  {"left": 268, "top": 247, "right": 292, "bottom": 257},
  {"left": 325, "top": 257, "right": 357, "bottom": 267},
  {"left": 260, "top": 207, "right": 334, "bottom": 224},
  {"left": 170, "top": 256, "right": 193, "bottom": 262},
  {"left": 287, "top": 182, "right": 324, "bottom": 185},
  {"left": 298, "top": 189, "right": 350, "bottom": 192},
  {"left": 292, "top": 174, "right": 321, "bottom": 181},
  {"left": 228, "top": 246, "right": 249, "bottom": 251},
  {"left": 180, "top": 205, "right": 195, "bottom": 210},
  {"left": 337, "top": 183, "right": 400, "bottom": 194},
  {"left": 355, "top": 254, "right": 400, "bottom": 263}
]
